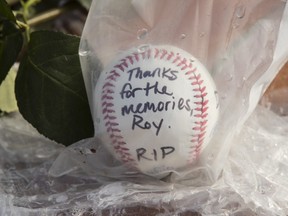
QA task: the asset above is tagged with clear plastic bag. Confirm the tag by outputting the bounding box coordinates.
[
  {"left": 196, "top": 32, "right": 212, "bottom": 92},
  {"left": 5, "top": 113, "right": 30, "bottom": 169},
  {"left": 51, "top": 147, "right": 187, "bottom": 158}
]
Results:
[{"left": 71, "top": 0, "right": 288, "bottom": 184}]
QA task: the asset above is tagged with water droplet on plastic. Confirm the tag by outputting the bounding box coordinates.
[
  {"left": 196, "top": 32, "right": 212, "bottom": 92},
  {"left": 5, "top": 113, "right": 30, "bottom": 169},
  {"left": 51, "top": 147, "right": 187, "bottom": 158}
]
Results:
[
  {"left": 137, "top": 28, "right": 148, "bottom": 40},
  {"left": 199, "top": 32, "right": 205, "bottom": 37},
  {"left": 232, "top": 22, "right": 240, "bottom": 29},
  {"left": 81, "top": 147, "right": 94, "bottom": 155},
  {"left": 221, "top": 94, "right": 227, "bottom": 100},
  {"left": 48, "top": 195, "right": 53, "bottom": 201},
  {"left": 79, "top": 50, "right": 89, "bottom": 56},
  {"left": 208, "top": 154, "right": 214, "bottom": 161},
  {"left": 137, "top": 44, "right": 150, "bottom": 53},
  {"left": 224, "top": 73, "right": 233, "bottom": 81},
  {"left": 236, "top": 5, "right": 246, "bottom": 19},
  {"left": 180, "top": 33, "right": 186, "bottom": 39},
  {"left": 258, "top": 186, "right": 266, "bottom": 194}
]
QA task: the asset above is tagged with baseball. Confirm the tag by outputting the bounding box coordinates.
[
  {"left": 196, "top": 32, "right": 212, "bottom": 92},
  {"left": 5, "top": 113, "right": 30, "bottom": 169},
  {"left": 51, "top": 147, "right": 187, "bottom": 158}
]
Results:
[{"left": 94, "top": 45, "right": 219, "bottom": 177}]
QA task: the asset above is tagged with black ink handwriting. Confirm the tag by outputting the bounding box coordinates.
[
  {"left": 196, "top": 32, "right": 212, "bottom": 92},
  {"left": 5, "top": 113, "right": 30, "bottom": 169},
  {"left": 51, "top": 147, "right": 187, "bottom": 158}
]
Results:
[
  {"left": 127, "top": 67, "right": 178, "bottom": 82},
  {"left": 136, "top": 146, "right": 175, "bottom": 161},
  {"left": 121, "top": 98, "right": 193, "bottom": 116},
  {"left": 120, "top": 81, "right": 173, "bottom": 99},
  {"left": 132, "top": 114, "right": 163, "bottom": 136}
]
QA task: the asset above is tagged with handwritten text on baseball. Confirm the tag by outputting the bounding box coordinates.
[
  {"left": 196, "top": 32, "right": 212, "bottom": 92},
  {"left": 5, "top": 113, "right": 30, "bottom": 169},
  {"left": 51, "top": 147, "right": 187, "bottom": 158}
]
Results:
[{"left": 120, "top": 66, "right": 193, "bottom": 135}]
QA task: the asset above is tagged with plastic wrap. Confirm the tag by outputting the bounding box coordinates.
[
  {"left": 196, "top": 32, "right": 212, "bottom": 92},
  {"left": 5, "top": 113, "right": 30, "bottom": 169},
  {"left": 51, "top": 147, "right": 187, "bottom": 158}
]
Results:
[
  {"left": 2, "top": 105, "right": 288, "bottom": 215},
  {"left": 72, "top": 0, "right": 288, "bottom": 183}
]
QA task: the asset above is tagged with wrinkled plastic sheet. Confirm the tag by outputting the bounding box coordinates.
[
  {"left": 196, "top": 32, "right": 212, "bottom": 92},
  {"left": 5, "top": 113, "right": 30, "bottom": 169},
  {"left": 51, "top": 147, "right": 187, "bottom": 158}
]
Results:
[{"left": 1, "top": 105, "right": 288, "bottom": 216}]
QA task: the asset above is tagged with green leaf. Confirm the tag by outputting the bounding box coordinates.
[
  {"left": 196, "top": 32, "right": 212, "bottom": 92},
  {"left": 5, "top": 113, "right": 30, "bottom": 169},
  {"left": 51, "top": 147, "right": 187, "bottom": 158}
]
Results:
[
  {"left": 0, "top": 65, "right": 18, "bottom": 113},
  {"left": 0, "top": 0, "right": 16, "bottom": 22},
  {"left": 0, "top": 20, "right": 23, "bottom": 85},
  {"left": 15, "top": 31, "right": 94, "bottom": 146}
]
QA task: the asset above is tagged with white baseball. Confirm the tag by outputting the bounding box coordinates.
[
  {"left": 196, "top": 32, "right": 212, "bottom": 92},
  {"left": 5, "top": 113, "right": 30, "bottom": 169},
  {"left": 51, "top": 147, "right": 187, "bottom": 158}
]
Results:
[{"left": 94, "top": 45, "right": 219, "bottom": 177}]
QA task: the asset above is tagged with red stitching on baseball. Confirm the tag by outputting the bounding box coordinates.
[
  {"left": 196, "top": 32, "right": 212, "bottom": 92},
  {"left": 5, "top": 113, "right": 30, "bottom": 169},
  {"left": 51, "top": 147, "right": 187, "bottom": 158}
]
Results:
[
  {"left": 106, "top": 75, "right": 116, "bottom": 81},
  {"left": 102, "top": 102, "right": 113, "bottom": 108},
  {"left": 191, "top": 137, "right": 205, "bottom": 143},
  {"left": 114, "top": 145, "right": 128, "bottom": 151},
  {"left": 154, "top": 48, "right": 160, "bottom": 58},
  {"left": 110, "top": 134, "right": 124, "bottom": 139},
  {"left": 155, "top": 47, "right": 210, "bottom": 162},
  {"left": 187, "top": 71, "right": 199, "bottom": 77},
  {"left": 101, "top": 53, "right": 137, "bottom": 165},
  {"left": 117, "top": 141, "right": 126, "bottom": 146},
  {"left": 192, "top": 80, "right": 204, "bottom": 85},
  {"left": 126, "top": 56, "right": 134, "bottom": 64},
  {"left": 114, "top": 65, "right": 124, "bottom": 72},
  {"left": 194, "top": 100, "right": 208, "bottom": 106},
  {"left": 177, "top": 58, "right": 187, "bottom": 68},
  {"left": 102, "top": 108, "right": 115, "bottom": 114},
  {"left": 192, "top": 86, "right": 206, "bottom": 93},
  {"left": 107, "top": 127, "right": 121, "bottom": 133},
  {"left": 167, "top": 52, "right": 174, "bottom": 60},
  {"left": 106, "top": 70, "right": 120, "bottom": 79},
  {"left": 181, "top": 58, "right": 209, "bottom": 162},
  {"left": 103, "top": 89, "right": 115, "bottom": 94},
  {"left": 140, "top": 51, "right": 146, "bottom": 59},
  {"left": 147, "top": 48, "right": 151, "bottom": 59},
  {"left": 194, "top": 113, "right": 208, "bottom": 119},
  {"left": 104, "top": 115, "right": 116, "bottom": 120},
  {"left": 134, "top": 53, "right": 140, "bottom": 62},
  {"left": 101, "top": 95, "right": 113, "bottom": 100},
  {"left": 173, "top": 55, "right": 181, "bottom": 64},
  {"left": 103, "top": 82, "right": 114, "bottom": 89},
  {"left": 112, "top": 139, "right": 118, "bottom": 144},
  {"left": 121, "top": 59, "right": 128, "bottom": 67},
  {"left": 105, "top": 121, "right": 119, "bottom": 127},
  {"left": 192, "top": 126, "right": 206, "bottom": 132},
  {"left": 194, "top": 92, "right": 208, "bottom": 98},
  {"left": 195, "top": 120, "right": 208, "bottom": 126},
  {"left": 160, "top": 49, "right": 168, "bottom": 59}
]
